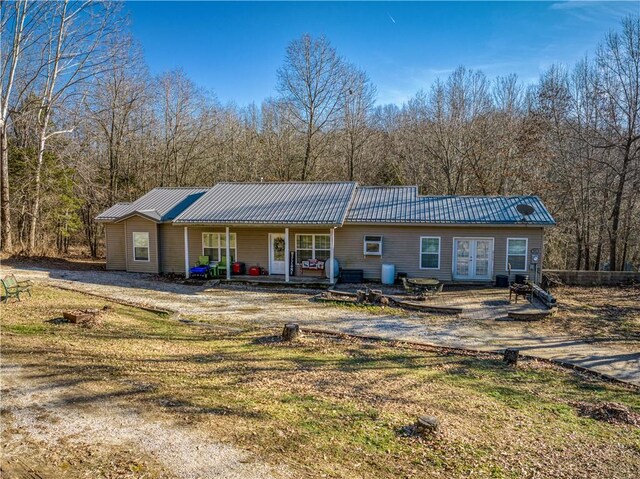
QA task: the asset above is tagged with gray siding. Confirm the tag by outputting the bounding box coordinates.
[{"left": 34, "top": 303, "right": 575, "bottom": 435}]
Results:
[
  {"left": 123, "top": 217, "right": 159, "bottom": 273},
  {"left": 159, "top": 224, "right": 185, "bottom": 273},
  {"left": 105, "top": 223, "right": 126, "bottom": 270},
  {"left": 135, "top": 223, "right": 545, "bottom": 281},
  {"left": 334, "top": 225, "right": 544, "bottom": 281}
]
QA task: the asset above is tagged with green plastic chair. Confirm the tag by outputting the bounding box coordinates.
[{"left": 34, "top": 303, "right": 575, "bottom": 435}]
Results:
[
  {"left": 217, "top": 255, "right": 234, "bottom": 276},
  {"left": 197, "top": 255, "right": 209, "bottom": 266}
]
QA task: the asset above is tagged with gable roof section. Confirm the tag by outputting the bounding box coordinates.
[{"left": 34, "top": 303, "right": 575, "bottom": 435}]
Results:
[
  {"left": 95, "top": 187, "right": 209, "bottom": 223},
  {"left": 173, "top": 182, "right": 357, "bottom": 225},
  {"left": 346, "top": 187, "right": 555, "bottom": 225},
  {"left": 95, "top": 202, "right": 132, "bottom": 221}
]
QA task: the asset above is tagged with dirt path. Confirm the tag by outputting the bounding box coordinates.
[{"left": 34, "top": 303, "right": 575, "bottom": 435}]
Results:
[
  {"left": 1, "top": 362, "right": 286, "bottom": 479},
  {"left": 3, "top": 266, "right": 639, "bottom": 386}
]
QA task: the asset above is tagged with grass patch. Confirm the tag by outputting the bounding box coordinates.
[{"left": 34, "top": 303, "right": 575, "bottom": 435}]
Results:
[{"left": 2, "top": 285, "right": 640, "bottom": 479}]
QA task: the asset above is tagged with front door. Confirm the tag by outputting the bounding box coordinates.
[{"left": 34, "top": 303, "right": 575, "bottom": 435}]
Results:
[
  {"left": 453, "top": 238, "right": 493, "bottom": 280},
  {"left": 269, "top": 233, "right": 286, "bottom": 275}
]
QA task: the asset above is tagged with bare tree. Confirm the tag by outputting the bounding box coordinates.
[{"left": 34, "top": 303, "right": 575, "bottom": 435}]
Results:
[
  {"left": 155, "top": 69, "right": 218, "bottom": 187},
  {"left": 0, "top": 0, "right": 48, "bottom": 251},
  {"left": 27, "top": 0, "right": 121, "bottom": 253},
  {"left": 259, "top": 97, "right": 302, "bottom": 180},
  {"left": 277, "top": 34, "right": 346, "bottom": 180},
  {"left": 595, "top": 16, "right": 640, "bottom": 270},
  {"left": 342, "top": 65, "right": 376, "bottom": 180},
  {"left": 86, "top": 35, "right": 149, "bottom": 205}
]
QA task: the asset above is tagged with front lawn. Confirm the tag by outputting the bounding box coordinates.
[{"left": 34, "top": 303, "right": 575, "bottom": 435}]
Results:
[{"left": 2, "top": 286, "right": 639, "bottom": 478}]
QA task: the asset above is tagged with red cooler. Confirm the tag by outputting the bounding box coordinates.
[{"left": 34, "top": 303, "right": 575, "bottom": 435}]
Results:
[
  {"left": 232, "top": 262, "right": 246, "bottom": 275},
  {"left": 248, "top": 266, "right": 261, "bottom": 276}
]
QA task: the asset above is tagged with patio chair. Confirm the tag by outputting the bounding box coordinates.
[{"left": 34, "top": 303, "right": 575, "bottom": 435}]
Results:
[
  {"left": 217, "top": 255, "right": 234, "bottom": 277},
  {"left": 509, "top": 282, "right": 533, "bottom": 303},
  {"left": 189, "top": 255, "right": 211, "bottom": 279},
  {"left": 1, "top": 274, "right": 33, "bottom": 303}
]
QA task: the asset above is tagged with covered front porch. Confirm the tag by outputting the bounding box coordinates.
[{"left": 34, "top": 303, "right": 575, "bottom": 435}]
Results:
[{"left": 181, "top": 224, "right": 338, "bottom": 284}]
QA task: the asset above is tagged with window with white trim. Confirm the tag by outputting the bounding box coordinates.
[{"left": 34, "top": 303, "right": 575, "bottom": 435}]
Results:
[
  {"left": 295, "top": 234, "right": 330, "bottom": 262},
  {"left": 133, "top": 232, "right": 149, "bottom": 261},
  {"left": 420, "top": 236, "right": 440, "bottom": 269},
  {"left": 363, "top": 235, "right": 383, "bottom": 256},
  {"left": 507, "top": 238, "right": 528, "bottom": 271},
  {"left": 202, "top": 233, "right": 236, "bottom": 262}
]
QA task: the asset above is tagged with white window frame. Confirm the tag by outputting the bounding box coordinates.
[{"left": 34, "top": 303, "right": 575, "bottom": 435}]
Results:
[
  {"left": 202, "top": 232, "right": 237, "bottom": 262},
  {"left": 132, "top": 232, "right": 150, "bottom": 262},
  {"left": 363, "top": 235, "right": 383, "bottom": 256},
  {"left": 506, "top": 238, "right": 528, "bottom": 272},
  {"left": 295, "top": 234, "right": 330, "bottom": 263},
  {"left": 419, "top": 236, "right": 441, "bottom": 270}
]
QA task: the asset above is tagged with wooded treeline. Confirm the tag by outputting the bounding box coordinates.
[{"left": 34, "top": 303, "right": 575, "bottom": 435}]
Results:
[{"left": 1, "top": 1, "right": 638, "bottom": 270}]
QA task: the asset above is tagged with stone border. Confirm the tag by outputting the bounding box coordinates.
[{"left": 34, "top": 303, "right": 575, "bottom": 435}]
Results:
[
  {"left": 49, "top": 283, "right": 174, "bottom": 316},
  {"left": 507, "top": 307, "right": 558, "bottom": 321}
]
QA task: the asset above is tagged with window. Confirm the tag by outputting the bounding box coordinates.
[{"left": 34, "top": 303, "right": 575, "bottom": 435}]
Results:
[
  {"left": 507, "top": 238, "right": 528, "bottom": 271},
  {"left": 363, "top": 235, "right": 383, "bottom": 256},
  {"left": 203, "top": 233, "right": 236, "bottom": 262},
  {"left": 133, "top": 232, "right": 149, "bottom": 261},
  {"left": 420, "top": 236, "right": 440, "bottom": 269},
  {"left": 295, "top": 234, "right": 330, "bottom": 262}
]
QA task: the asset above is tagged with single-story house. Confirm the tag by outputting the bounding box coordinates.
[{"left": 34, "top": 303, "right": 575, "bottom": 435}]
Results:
[{"left": 96, "top": 182, "right": 555, "bottom": 283}]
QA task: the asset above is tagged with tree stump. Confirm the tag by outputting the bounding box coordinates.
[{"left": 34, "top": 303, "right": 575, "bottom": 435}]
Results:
[
  {"left": 503, "top": 348, "right": 520, "bottom": 366},
  {"left": 415, "top": 416, "right": 439, "bottom": 436},
  {"left": 356, "top": 290, "right": 366, "bottom": 303},
  {"left": 282, "top": 323, "right": 300, "bottom": 342},
  {"left": 63, "top": 309, "right": 98, "bottom": 324},
  {"left": 367, "top": 289, "right": 383, "bottom": 304},
  {"left": 380, "top": 296, "right": 389, "bottom": 307}
]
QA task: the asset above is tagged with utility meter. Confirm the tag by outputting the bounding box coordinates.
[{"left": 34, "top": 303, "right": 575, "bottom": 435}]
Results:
[{"left": 531, "top": 248, "right": 540, "bottom": 264}]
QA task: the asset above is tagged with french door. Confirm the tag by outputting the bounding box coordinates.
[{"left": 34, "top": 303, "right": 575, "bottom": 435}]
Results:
[{"left": 453, "top": 238, "right": 493, "bottom": 280}]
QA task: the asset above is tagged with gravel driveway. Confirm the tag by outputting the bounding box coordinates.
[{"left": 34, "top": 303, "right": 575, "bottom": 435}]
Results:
[
  {"left": 3, "top": 265, "right": 639, "bottom": 386},
  {"left": 1, "top": 363, "right": 286, "bottom": 479}
]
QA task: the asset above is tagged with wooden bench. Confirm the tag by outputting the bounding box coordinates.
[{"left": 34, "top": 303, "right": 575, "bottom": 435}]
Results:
[
  {"left": 1, "top": 274, "right": 33, "bottom": 303},
  {"left": 300, "top": 259, "right": 325, "bottom": 275}
]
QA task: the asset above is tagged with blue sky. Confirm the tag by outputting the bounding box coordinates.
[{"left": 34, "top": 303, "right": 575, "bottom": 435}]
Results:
[{"left": 125, "top": 1, "right": 639, "bottom": 105}]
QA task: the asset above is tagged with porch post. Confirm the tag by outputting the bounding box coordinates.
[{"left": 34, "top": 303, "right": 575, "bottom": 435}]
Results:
[
  {"left": 329, "top": 227, "right": 335, "bottom": 283},
  {"left": 284, "top": 227, "right": 290, "bottom": 283},
  {"left": 225, "top": 226, "right": 231, "bottom": 280},
  {"left": 184, "top": 226, "right": 189, "bottom": 278}
]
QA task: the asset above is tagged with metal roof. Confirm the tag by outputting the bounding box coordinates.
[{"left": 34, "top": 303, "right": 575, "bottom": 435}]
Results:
[
  {"left": 95, "top": 187, "right": 209, "bottom": 222},
  {"left": 173, "top": 182, "right": 357, "bottom": 225},
  {"left": 97, "top": 183, "right": 555, "bottom": 226},
  {"left": 346, "top": 187, "right": 555, "bottom": 225},
  {"left": 95, "top": 202, "right": 132, "bottom": 221}
]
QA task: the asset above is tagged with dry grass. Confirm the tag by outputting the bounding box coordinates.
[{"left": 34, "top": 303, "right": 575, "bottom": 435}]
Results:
[
  {"left": 0, "top": 253, "right": 105, "bottom": 271},
  {"left": 2, "top": 286, "right": 640, "bottom": 479},
  {"left": 549, "top": 285, "right": 640, "bottom": 341}
]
